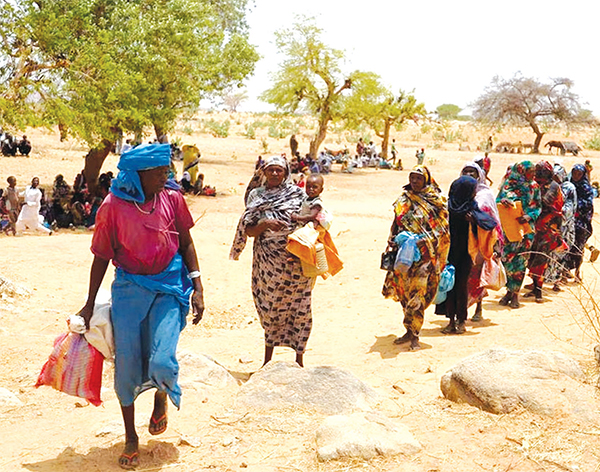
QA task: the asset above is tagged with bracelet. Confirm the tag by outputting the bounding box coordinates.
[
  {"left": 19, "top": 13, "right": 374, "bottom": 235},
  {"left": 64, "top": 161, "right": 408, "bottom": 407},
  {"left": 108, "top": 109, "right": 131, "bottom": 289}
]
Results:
[{"left": 188, "top": 270, "right": 201, "bottom": 279}]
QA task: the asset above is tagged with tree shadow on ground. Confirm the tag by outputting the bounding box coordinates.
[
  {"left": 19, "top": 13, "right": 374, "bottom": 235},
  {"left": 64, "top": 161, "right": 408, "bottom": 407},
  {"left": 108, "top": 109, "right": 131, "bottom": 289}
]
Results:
[
  {"left": 368, "top": 334, "right": 432, "bottom": 359},
  {"left": 23, "top": 440, "right": 179, "bottom": 472}
]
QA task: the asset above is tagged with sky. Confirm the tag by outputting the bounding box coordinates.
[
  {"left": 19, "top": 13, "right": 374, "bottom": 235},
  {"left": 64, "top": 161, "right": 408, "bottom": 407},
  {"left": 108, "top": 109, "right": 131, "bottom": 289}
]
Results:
[{"left": 240, "top": 0, "right": 600, "bottom": 116}]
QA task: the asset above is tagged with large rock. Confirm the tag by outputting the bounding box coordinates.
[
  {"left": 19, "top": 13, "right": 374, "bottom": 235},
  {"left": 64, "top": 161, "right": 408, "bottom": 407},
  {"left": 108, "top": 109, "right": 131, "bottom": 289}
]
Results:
[
  {"left": 237, "top": 361, "right": 378, "bottom": 414},
  {"left": 0, "top": 387, "right": 22, "bottom": 408},
  {"left": 441, "top": 349, "right": 598, "bottom": 422},
  {"left": 316, "top": 411, "right": 421, "bottom": 461},
  {"left": 178, "top": 351, "right": 238, "bottom": 390}
]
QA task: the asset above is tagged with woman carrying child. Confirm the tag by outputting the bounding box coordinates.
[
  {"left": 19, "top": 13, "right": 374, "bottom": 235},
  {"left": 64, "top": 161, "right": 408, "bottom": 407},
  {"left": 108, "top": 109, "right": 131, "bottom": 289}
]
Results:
[
  {"left": 382, "top": 165, "right": 450, "bottom": 350},
  {"left": 230, "top": 156, "right": 314, "bottom": 367}
]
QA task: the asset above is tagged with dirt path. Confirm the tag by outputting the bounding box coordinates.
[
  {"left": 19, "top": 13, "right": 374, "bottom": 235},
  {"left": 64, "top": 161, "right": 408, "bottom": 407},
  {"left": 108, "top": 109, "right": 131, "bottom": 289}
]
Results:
[{"left": 1, "top": 127, "right": 600, "bottom": 471}]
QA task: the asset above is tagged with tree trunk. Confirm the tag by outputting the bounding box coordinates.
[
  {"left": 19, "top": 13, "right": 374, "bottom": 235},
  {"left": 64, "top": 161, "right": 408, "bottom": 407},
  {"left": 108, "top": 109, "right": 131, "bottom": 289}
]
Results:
[
  {"left": 58, "top": 122, "right": 68, "bottom": 142},
  {"left": 530, "top": 121, "right": 544, "bottom": 154},
  {"left": 380, "top": 118, "right": 393, "bottom": 159},
  {"left": 154, "top": 123, "right": 169, "bottom": 143},
  {"left": 309, "top": 116, "right": 330, "bottom": 158},
  {"left": 83, "top": 138, "right": 113, "bottom": 196}
]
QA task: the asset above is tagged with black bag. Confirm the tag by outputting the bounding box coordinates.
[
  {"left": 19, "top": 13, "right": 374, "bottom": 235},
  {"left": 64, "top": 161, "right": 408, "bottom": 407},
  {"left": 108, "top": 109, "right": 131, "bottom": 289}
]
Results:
[{"left": 380, "top": 248, "right": 398, "bottom": 271}]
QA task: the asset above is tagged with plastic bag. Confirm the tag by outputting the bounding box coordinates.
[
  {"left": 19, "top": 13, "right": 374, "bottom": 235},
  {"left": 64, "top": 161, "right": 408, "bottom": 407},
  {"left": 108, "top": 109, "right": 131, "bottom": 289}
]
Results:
[
  {"left": 480, "top": 258, "right": 507, "bottom": 291},
  {"left": 36, "top": 332, "right": 104, "bottom": 406},
  {"left": 433, "top": 264, "right": 456, "bottom": 304},
  {"left": 393, "top": 232, "right": 422, "bottom": 273},
  {"left": 85, "top": 289, "right": 114, "bottom": 360}
]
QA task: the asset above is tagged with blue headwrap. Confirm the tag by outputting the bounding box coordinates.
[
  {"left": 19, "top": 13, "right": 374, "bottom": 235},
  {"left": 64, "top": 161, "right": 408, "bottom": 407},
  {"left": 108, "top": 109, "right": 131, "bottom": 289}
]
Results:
[{"left": 110, "top": 143, "right": 172, "bottom": 202}]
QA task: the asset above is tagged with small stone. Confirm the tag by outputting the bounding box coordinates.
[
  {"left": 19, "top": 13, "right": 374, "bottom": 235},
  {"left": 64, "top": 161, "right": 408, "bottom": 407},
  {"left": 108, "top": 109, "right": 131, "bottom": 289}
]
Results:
[
  {"left": 239, "top": 357, "right": 253, "bottom": 364},
  {"left": 240, "top": 463, "right": 248, "bottom": 468},
  {"left": 222, "top": 436, "right": 237, "bottom": 447},
  {"left": 0, "top": 387, "right": 22, "bottom": 407},
  {"left": 178, "top": 435, "right": 201, "bottom": 447}
]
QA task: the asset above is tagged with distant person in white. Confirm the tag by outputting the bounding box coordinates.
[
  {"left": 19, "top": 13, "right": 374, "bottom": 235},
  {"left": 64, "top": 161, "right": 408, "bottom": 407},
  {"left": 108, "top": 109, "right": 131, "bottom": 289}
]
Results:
[{"left": 16, "top": 176, "right": 51, "bottom": 235}]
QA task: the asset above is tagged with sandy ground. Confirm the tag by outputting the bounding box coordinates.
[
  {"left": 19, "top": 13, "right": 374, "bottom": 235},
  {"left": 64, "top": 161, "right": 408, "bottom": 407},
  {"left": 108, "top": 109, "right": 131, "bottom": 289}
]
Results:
[{"left": 2, "top": 121, "right": 600, "bottom": 471}]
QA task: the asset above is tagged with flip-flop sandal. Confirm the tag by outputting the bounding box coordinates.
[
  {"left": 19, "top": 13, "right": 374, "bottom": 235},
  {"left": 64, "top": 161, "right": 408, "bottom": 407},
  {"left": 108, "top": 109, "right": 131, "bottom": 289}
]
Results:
[
  {"left": 149, "top": 413, "right": 168, "bottom": 436},
  {"left": 119, "top": 451, "right": 139, "bottom": 470}
]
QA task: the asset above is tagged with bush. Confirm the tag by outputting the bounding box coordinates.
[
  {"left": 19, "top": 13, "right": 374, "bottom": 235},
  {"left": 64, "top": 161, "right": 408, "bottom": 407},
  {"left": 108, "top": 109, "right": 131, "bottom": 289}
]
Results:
[
  {"left": 260, "top": 137, "right": 269, "bottom": 153},
  {"left": 585, "top": 132, "right": 600, "bottom": 151},
  {"left": 204, "top": 119, "right": 229, "bottom": 138},
  {"left": 268, "top": 124, "right": 284, "bottom": 139},
  {"left": 181, "top": 125, "right": 194, "bottom": 135},
  {"left": 244, "top": 124, "right": 256, "bottom": 139}
]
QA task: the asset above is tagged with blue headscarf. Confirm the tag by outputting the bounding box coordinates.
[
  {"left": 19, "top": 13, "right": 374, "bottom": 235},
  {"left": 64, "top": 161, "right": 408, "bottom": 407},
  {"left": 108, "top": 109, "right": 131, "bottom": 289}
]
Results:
[{"left": 110, "top": 143, "right": 172, "bottom": 202}]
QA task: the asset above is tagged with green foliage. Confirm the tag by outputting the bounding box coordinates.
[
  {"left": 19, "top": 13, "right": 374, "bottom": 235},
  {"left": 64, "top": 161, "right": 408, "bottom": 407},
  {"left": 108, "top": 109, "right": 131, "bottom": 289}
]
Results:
[
  {"left": 420, "top": 123, "right": 432, "bottom": 134},
  {"left": 0, "top": 0, "right": 259, "bottom": 146},
  {"left": 340, "top": 72, "right": 425, "bottom": 157},
  {"left": 585, "top": 132, "right": 600, "bottom": 150},
  {"left": 251, "top": 119, "right": 269, "bottom": 129},
  {"left": 260, "top": 16, "right": 355, "bottom": 156},
  {"left": 181, "top": 125, "right": 194, "bottom": 135},
  {"left": 204, "top": 119, "right": 230, "bottom": 138},
  {"left": 268, "top": 124, "right": 284, "bottom": 138},
  {"left": 432, "top": 122, "right": 464, "bottom": 143},
  {"left": 260, "top": 137, "right": 269, "bottom": 153},
  {"left": 244, "top": 124, "right": 256, "bottom": 139},
  {"left": 436, "top": 104, "right": 462, "bottom": 120}
]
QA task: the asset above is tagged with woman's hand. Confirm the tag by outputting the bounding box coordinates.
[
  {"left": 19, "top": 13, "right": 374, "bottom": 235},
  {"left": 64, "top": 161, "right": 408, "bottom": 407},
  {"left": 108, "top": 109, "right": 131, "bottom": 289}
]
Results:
[
  {"left": 76, "top": 304, "right": 94, "bottom": 330},
  {"left": 191, "top": 289, "right": 205, "bottom": 325},
  {"left": 517, "top": 215, "right": 531, "bottom": 224},
  {"left": 465, "top": 212, "right": 474, "bottom": 223},
  {"left": 500, "top": 198, "right": 513, "bottom": 208},
  {"left": 261, "top": 219, "right": 286, "bottom": 232}
]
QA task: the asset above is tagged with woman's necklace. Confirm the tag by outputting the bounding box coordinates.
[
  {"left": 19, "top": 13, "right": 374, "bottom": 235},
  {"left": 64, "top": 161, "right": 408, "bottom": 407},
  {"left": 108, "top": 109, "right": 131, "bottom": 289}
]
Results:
[{"left": 134, "top": 194, "right": 157, "bottom": 215}]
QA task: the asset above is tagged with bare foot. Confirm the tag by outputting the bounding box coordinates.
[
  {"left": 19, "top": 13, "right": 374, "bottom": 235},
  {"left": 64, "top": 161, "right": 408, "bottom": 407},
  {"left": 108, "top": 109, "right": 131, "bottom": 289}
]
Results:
[
  {"left": 119, "top": 440, "right": 139, "bottom": 470},
  {"left": 455, "top": 322, "right": 466, "bottom": 334},
  {"left": 409, "top": 337, "right": 421, "bottom": 351},
  {"left": 393, "top": 332, "right": 412, "bottom": 345},
  {"left": 499, "top": 291, "right": 511, "bottom": 306}
]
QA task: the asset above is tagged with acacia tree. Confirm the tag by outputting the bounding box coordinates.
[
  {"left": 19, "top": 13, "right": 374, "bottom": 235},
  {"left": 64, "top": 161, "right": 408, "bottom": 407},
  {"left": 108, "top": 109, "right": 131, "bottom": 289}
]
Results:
[
  {"left": 260, "top": 17, "right": 356, "bottom": 158},
  {"left": 472, "top": 75, "right": 587, "bottom": 153},
  {"left": 0, "top": 0, "right": 258, "bottom": 192},
  {"left": 342, "top": 72, "right": 426, "bottom": 158}
]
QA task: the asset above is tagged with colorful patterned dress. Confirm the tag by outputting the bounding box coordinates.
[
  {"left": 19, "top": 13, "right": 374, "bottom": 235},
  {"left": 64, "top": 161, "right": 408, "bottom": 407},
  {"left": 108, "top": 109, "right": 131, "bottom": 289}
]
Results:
[
  {"left": 382, "top": 166, "right": 450, "bottom": 336},
  {"left": 496, "top": 161, "right": 541, "bottom": 293},
  {"left": 527, "top": 162, "right": 564, "bottom": 286},
  {"left": 545, "top": 165, "right": 577, "bottom": 284},
  {"left": 567, "top": 164, "right": 595, "bottom": 271}
]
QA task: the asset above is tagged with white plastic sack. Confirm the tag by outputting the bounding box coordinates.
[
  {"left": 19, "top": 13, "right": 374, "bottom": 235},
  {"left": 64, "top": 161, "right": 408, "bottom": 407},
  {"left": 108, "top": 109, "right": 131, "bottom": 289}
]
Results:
[{"left": 84, "top": 289, "right": 114, "bottom": 360}]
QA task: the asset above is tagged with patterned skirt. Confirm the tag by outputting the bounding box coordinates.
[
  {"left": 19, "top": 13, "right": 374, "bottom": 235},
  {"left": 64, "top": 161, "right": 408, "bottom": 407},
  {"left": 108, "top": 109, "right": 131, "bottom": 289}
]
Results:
[{"left": 251, "top": 234, "right": 314, "bottom": 353}]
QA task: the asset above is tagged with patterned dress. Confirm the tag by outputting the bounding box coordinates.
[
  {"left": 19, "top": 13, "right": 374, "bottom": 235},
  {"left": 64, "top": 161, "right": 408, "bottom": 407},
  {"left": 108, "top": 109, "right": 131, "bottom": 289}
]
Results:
[
  {"left": 230, "top": 181, "right": 313, "bottom": 353},
  {"left": 545, "top": 172, "right": 577, "bottom": 284},
  {"left": 527, "top": 162, "right": 564, "bottom": 286},
  {"left": 567, "top": 164, "right": 595, "bottom": 271},
  {"left": 382, "top": 166, "right": 450, "bottom": 336},
  {"left": 497, "top": 161, "right": 542, "bottom": 292}
]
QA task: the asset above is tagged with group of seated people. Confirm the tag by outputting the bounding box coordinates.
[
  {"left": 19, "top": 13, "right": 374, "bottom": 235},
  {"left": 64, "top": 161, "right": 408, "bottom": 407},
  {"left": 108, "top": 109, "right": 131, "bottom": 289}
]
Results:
[
  {"left": 0, "top": 172, "right": 111, "bottom": 234},
  {"left": 1, "top": 132, "right": 31, "bottom": 157}
]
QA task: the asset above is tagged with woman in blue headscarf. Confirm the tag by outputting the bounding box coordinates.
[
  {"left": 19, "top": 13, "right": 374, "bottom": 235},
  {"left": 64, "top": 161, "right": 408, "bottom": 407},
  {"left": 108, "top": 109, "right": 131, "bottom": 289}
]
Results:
[
  {"left": 567, "top": 163, "right": 595, "bottom": 281},
  {"left": 77, "top": 144, "right": 204, "bottom": 470}
]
